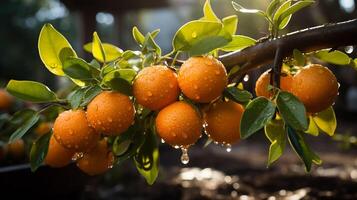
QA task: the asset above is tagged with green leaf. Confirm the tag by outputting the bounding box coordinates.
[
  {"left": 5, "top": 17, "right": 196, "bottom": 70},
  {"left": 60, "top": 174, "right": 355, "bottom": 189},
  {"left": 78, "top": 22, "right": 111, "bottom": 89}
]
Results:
[
  {"left": 287, "top": 126, "right": 322, "bottom": 172},
  {"left": 7, "top": 80, "right": 58, "bottom": 103},
  {"left": 273, "top": 0, "right": 292, "bottom": 29},
  {"left": 134, "top": 130, "right": 159, "bottom": 185},
  {"left": 276, "top": 0, "right": 315, "bottom": 29},
  {"left": 30, "top": 132, "right": 51, "bottom": 172},
  {"left": 224, "top": 87, "right": 252, "bottom": 103},
  {"left": 172, "top": 20, "right": 231, "bottom": 56},
  {"left": 142, "top": 33, "right": 161, "bottom": 56},
  {"left": 232, "top": 1, "right": 266, "bottom": 16},
  {"left": 80, "top": 85, "right": 102, "bottom": 107},
  {"left": 203, "top": 0, "right": 220, "bottom": 22},
  {"left": 277, "top": 91, "right": 308, "bottom": 131},
  {"left": 105, "top": 78, "right": 132, "bottom": 96},
  {"left": 63, "top": 57, "right": 93, "bottom": 80},
  {"left": 92, "top": 32, "right": 106, "bottom": 63},
  {"left": 293, "top": 49, "right": 305, "bottom": 66},
  {"left": 132, "top": 26, "right": 146, "bottom": 45},
  {"left": 240, "top": 97, "right": 276, "bottom": 139},
  {"left": 312, "top": 107, "right": 336, "bottom": 136},
  {"left": 315, "top": 50, "right": 351, "bottom": 65},
  {"left": 9, "top": 111, "right": 40, "bottom": 143},
  {"left": 222, "top": 15, "right": 238, "bottom": 35},
  {"left": 265, "top": 119, "right": 286, "bottom": 166},
  {"left": 84, "top": 43, "right": 123, "bottom": 62},
  {"left": 113, "top": 129, "right": 135, "bottom": 156},
  {"left": 220, "top": 35, "right": 256, "bottom": 52},
  {"left": 305, "top": 115, "right": 319, "bottom": 136},
  {"left": 67, "top": 87, "right": 88, "bottom": 109},
  {"left": 103, "top": 69, "right": 137, "bottom": 83},
  {"left": 38, "top": 23, "right": 77, "bottom": 76},
  {"left": 267, "top": 0, "right": 282, "bottom": 19}
]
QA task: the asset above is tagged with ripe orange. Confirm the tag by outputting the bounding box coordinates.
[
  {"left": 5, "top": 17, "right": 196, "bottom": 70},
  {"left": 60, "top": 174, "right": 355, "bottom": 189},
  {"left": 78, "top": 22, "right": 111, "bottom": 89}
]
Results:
[
  {"left": 155, "top": 101, "right": 202, "bottom": 146},
  {"left": 178, "top": 56, "right": 227, "bottom": 103},
  {"left": 255, "top": 70, "right": 293, "bottom": 98},
  {"left": 35, "top": 122, "right": 53, "bottom": 136},
  {"left": 86, "top": 91, "right": 135, "bottom": 136},
  {"left": 53, "top": 109, "right": 99, "bottom": 152},
  {"left": 45, "top": 135, "right": 75, "bottom": 168},
  {"left": 8, "top": 139, "right": 25, "bottom": 158},
  {"left": 133, "top": 65, "right": 180, "bottom": 110},
  {"left": 203, "top": 100, "right": 244, "bottom": 144},
  {"left": 0, "top": 89, "right": 13, "bottom": 110},
  {"left": 291, "top": 64, "right": 339, "bottom": 113},
  {"left": 76, "top": 139, "right": 114, "bottom": 176}
]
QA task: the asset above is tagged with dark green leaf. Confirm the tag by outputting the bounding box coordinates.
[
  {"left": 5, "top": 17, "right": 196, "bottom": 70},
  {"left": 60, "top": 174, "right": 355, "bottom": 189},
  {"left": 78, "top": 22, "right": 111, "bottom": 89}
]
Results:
[
  {"left": 240, "top": 97, "right": 276, "bottom": 139},
  {"left": 30, "top": 132, "right": 52, "bottom": 172},
  {"left": 224, "top": 87, "right": 252, "bottom": 103},
  {"left": 63, "top": 57, "right": 93, "bottom": 80},
  {"left": 67, "top": 87, "right": 88, "bottom": 109},
  {"left": 9, "top": 111, "right": 40, "bottom": 143},
  {"left": 106, "top": 78, "right": 132, "bottom": 96},
  {"left": 287, "top": 126, "right": 322, "bottom": 172},
  {"left": 293, "top": 49, "right": 305, "bottom": 66},
  {"left": 7, "top": 80, "right": 58, "bottom": 103},
  {"left": 277, "top": 91, "right": 308, "bottom": 131},
  {"left": 265, "top": 119, "right": 286, "bottom": 166},
  {"left": 80, "top": 85, "right": 102, "bottom": 107}
]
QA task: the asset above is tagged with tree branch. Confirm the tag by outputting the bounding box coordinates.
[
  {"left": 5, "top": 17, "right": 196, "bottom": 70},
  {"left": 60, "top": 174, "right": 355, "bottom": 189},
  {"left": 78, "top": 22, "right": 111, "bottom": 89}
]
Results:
[{"left": 221, "top": 19, "right": 357, "bottom": 82}]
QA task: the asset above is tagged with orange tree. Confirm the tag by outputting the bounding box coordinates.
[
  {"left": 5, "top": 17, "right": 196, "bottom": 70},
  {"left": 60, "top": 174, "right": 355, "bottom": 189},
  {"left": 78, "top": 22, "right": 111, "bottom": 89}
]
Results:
[{"left": 2, "top": 0, "right": 357, "bottom": 184}]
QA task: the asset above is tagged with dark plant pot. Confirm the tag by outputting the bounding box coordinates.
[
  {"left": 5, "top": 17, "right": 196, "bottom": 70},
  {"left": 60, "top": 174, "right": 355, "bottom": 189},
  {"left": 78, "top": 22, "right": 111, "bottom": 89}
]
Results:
[{"left": 0, "top": 163, "right": 90, "bottom": 199}]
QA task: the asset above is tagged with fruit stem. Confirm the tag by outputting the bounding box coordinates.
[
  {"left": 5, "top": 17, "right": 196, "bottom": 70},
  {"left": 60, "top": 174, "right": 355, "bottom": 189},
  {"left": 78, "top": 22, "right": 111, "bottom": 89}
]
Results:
[{"left": 271, "top": 46, "right": 283, "bottom": 90}]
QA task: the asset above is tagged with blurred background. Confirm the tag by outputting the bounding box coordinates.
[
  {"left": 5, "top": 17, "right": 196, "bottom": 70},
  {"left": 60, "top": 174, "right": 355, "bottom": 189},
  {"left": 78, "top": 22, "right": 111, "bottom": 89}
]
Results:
[{"left": 0, "top": 0, "right": 357, "bottom": 199}]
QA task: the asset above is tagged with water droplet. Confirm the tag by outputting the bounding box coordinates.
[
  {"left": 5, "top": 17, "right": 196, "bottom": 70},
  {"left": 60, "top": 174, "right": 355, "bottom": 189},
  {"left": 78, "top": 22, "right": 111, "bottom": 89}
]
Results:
[
  {"left": 194, "top": 85, "right": 198, "bottom": 89},
  {"left": 108, "top": 118, "right": 113, "bottom": 123},
  {"left": 172, "top": 132, "right": 177, "bottom": 137},
  {"left": 195, "top": 95, "right": 200, "bottom": 100},
  {"left": 169, "top": 83, "right": 174, "bottom": 88},
  {"left": 174, "top": 145, "right": 180, "bottom": 149},
  {"left": 345, "top": 45, "right": 354, "bottom": 54},
  {"left": 98, "top": 121, "right": 102, "bottom": 125},
  {"left": 183, "top": 133, "right": 188, "bottom": 139},
  {"left": 71, "top": 152, "right": 84, "bottom": 161},
  {"left": 243, "top": 75, "right": 249, "bottom": 82},
  {"left": 75, "top": 145, "right": 79, "bottom": 149},
  {"left": 161, "top": 139, "right": 165, "bottom": 144},
  {"left": 318, "top": 69, "right": 324, "bottom": 74},
  {"left": 180, "top": 147, "right": 190, "bottom": 164},
  {"left": 215, "top": 70, "right": 221, "bottom": 75},
  {"left": 69, "top": 130, "right": 74, "bottom": 135},
  {"left": 94, "top": 104, "right": 98, "bottom": 111},
  {"left": 226, "top": 144, "right": 232, "bottom": 152},
  {"left": 147, "top": 91, "right": 153, "bottom": 97},
  {"left": 191, "top": 31, "right": 197, "bottom": 38}
]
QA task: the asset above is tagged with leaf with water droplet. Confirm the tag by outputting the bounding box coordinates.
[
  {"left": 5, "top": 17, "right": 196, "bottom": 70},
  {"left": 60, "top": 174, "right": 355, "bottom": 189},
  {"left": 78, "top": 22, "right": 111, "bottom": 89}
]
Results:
[
  {"left": 240, "top": 97, "right": 276, "bottom": 139},
  {"left": 312, "top": 107, "right": 336, "bottom": 136},
  {"left": 287, "top": 126, "right": 322, "bottom": 172},
  {"left": 277, "top": 91, "right": 308, "bottom": 131}
]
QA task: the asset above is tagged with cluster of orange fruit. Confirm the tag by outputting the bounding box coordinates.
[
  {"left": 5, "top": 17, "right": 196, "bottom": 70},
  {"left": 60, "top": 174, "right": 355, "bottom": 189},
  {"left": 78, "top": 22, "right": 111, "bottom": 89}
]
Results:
[
  {"left": 255, "top": 64, "right": 339, "bottom": 113},
  {"left": 46, "top": 56, "right": 246, "bottom": 175}
]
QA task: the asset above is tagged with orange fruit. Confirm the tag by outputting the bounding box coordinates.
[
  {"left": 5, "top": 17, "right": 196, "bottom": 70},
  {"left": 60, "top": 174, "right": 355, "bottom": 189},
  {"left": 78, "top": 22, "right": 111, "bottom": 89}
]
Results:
[
  {"left": 255, "top": 70, "right": 293, "bottom": 98},
  {"left": 53, "top": 109, "right": 99, "bottom": 152},
  {"left": 155, "top": 101, "right": 202, "bottom": 146},
  {"left": 76, "top": 139, "right": 114, "bottom": 176},
  {"left": 86, "top": 91, "right": 135, "bottom": 136},
  {"left": 0, "top": 89, "right": 13, "bottom": 110},
  {"left": 291, "top": 64, "right": 339, "bottom": 113},
  {"left": 178, "top": 56, "right": 227, "bottom": 103},
  {"left": 203, "top": 100, "right": 244, "bottom": 144},
  {"left": 133, "top": 65, "right": 180, "bottom": 110},
  {"left": 45, "top": 135, "right": 75, "bottom": 168},
  {"left": 8, "top": 139, "right": 25, "bottom": 158},
  {"left": 35, "top": 122, "right": 53, "bottom": 136}
]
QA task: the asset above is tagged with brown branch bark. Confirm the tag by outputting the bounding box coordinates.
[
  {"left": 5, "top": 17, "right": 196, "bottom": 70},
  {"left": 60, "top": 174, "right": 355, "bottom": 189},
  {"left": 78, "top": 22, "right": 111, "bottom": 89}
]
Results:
[{"left": 220, "top": 19, "right": 357, "bottom": 82}]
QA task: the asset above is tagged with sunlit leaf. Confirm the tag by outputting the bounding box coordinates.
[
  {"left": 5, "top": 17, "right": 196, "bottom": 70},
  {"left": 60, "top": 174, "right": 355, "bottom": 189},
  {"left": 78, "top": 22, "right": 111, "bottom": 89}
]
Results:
[
  {"left": 63, "top": 57, "right": 93, "bottom": 80},
  {"left": 30, "top": 132, "right": 51, "bottom": 172},
  {"left": 313, "top": 107, "right": 336, "bottom": 136},
  {"left": 276, "top": 0, "right": 315, "bottom": 29},
  {"left": 305, "top": 115, "right": 319, "bottom": 136},
  {"left": 92, "top": 32, "right": 106, "bottom": 63},
  {"left": 38, "top": 23, "right": 77, "bottom": 76},
  {"left": 273, "top": 0, "right": 292, "bottom": 29},
  {"left": 7, "top": 80, "right": 58, "bottom": 103},
  {"left": 267, "top": 0, "right": 282, "bottom": 19},
  {"left": 240, "top": 97, "right": 276, "bottom": 139},
  {"left": 103, "top": 69, "right": 137, "bottom": 83},
  {"left": 315, "top": 49, "right": 351, "bottom": 65},
  {"left": 277, "top": 91, "right": 308, "bottom": 131},
  {"left": 232, "top": 1, "right": 266, "bottom": 16},
  {"left": 287, "top": 126, "right": 322, "bottom": 172},
  {"left": 84, "top": 43, "right": 123, "bottom": 62},
  {"left": 222, "top": 15, "right": 238, "bottom": 35},
  {"left": 220, "top": 35, "right": 256, "bottom": 52},
  {"left": 172, "top": 20, "right": 231, "bottom": 56},
  {"left": 142, "top": 33, "right": 161, "bottom": 56},
  {"left": 132, "top": 26, "right": 146, "bottom": 45},
  {"left": 203, "top": 0, "right": 220, "bottom": 22},
  {"left": 265, "top": 119, "right": 286, "bottom": 166}
]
